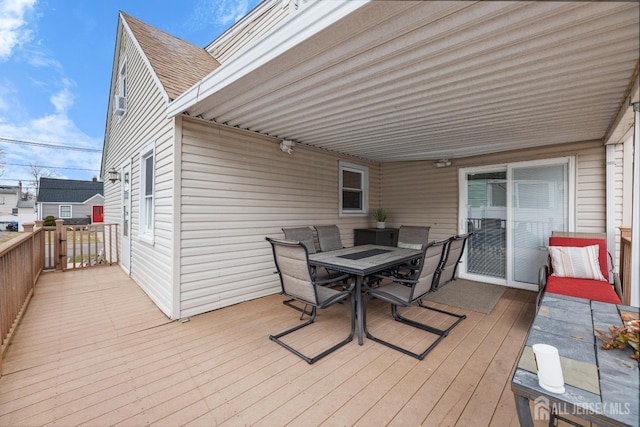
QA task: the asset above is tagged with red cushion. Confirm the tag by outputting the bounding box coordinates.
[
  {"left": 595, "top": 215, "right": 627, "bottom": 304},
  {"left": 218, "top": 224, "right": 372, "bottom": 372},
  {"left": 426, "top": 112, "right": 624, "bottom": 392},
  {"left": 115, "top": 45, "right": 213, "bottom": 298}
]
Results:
[
  {"left": 548, "top": 236, "right": 608, "bottom": 279},
  {"left": 546, "top": 276, "right": 621, "bottom": 304}
]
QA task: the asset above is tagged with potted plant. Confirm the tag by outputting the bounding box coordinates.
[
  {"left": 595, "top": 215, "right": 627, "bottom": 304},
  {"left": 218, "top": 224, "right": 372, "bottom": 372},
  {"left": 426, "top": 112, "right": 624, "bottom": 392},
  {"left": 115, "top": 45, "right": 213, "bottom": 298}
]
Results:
[{"left": 371, "top": 208, "right": 387, "bottom": 229}]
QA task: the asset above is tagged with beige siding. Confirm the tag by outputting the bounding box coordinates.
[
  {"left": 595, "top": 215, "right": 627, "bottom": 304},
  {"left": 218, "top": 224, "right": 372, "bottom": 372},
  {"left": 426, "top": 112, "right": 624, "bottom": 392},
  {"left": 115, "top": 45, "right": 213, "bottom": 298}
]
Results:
[
  {"left": 179, "top": 118, "right": 379, "bottom": 317},
  {"left": 103, "top": 29, "right": 176, "bottom": 318},
  {"left": 381, "top": 140, "right": 607, "bottom": 240},
  {"left": 206, "top": 0, "right": 289, "bottom": 63}
]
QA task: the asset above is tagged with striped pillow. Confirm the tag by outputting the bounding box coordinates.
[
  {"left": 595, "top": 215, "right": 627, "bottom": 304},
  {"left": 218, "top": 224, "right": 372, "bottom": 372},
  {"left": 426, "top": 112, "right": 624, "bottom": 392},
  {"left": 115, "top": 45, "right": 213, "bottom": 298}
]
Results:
[{"left": 549, "top": 244, "right": 607, "bottom": 281}]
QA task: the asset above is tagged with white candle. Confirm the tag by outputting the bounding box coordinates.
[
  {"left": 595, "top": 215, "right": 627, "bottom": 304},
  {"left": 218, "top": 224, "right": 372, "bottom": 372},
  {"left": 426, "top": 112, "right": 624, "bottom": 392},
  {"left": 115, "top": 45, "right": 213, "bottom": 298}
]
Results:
[{"left": 532, "top": 343, "right": 565, "bottom": 394}]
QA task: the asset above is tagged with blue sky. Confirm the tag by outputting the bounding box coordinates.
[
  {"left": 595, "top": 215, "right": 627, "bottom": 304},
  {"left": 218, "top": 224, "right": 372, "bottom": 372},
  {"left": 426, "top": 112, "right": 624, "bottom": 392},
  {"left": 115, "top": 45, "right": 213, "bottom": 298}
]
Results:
[{"left": 0, "top": 0, "right": 260, "bottom": 193}]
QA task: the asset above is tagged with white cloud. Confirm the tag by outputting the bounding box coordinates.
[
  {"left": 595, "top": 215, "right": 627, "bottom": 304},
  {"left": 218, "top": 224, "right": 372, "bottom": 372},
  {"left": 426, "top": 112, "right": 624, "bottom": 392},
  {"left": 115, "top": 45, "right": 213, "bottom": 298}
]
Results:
[
  {"left": 187, "top": 0, "right": 255, "bottom": 31},
  {"left": 215, "top": 0, "right": 253, "bottom": 26},
  {"left": 0, "top": 0, "right": 37, "bottom": 61},
  {"left": 50, "top": 78, "right": 75, "bottom": 113}
]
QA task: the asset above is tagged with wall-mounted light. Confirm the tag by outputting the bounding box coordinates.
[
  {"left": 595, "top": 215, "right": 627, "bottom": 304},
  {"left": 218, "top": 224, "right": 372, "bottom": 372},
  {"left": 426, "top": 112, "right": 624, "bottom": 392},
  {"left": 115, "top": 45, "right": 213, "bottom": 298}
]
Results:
[
  {"left": 433, "top": 159, "right": 452, "bottom": 168},
  {"left": 280, "top": 139, "right": 294, "bottom": 155},
  {"left": 107, "top": 167, "right": 121, "bottom": 183}
]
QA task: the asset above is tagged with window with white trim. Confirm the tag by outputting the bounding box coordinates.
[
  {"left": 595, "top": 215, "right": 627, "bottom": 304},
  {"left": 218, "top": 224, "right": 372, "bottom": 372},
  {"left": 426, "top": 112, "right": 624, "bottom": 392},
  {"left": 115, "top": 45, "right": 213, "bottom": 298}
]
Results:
[
  {"left": 139, "top": 142, "right": 155, "bottom": 242},
  {"left": 339, "top": 161, "right": 368, "bottom": 216},
  {"left": 119, "top": 60, "right": 127, "bottom": 98},
  {"left": 59, "top": 205, "right": 72, "bottom": 218},
  {"left": 114, "top": 59, "right": 127, "bottom": 116}
]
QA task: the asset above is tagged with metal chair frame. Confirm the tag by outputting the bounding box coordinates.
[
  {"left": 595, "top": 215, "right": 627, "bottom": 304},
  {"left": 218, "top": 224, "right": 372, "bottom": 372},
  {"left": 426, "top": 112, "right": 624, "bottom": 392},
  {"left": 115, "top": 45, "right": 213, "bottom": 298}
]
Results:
[
  {"left": 363, "top": 234, "right": 472, "bottom": 360},
  {"left": 266, "top": 237, "right": 355, "bottom": 364}
]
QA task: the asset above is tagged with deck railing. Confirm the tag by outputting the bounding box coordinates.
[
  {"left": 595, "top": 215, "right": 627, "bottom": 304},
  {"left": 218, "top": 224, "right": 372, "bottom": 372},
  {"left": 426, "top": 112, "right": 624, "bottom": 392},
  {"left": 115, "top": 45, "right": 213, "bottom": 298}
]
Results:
[
  {"left": 42, "top": 220, "right": 119, "bottom": 271},
  {"left": 620, "top": 227, "right": 632, "bottom": 305},
  {"left": 0, "top": 223, "right": 43, "bottom": 375},
  {"left": 1, "top": 221, "right": 119, "bottom": 376}
]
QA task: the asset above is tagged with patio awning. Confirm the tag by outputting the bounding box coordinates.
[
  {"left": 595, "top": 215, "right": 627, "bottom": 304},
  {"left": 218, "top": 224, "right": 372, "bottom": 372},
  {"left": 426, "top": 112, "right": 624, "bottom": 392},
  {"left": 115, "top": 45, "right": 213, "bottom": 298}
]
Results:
[{"left": 167, "top": 0, "right": 639, "bottom": 163}]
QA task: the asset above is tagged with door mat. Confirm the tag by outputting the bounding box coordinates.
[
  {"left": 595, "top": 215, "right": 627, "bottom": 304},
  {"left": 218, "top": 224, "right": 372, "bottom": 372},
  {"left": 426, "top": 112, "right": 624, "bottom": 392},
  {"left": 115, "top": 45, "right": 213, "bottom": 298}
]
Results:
[{"left": 422, "top": 279, "right": 505, "bottom": 314}]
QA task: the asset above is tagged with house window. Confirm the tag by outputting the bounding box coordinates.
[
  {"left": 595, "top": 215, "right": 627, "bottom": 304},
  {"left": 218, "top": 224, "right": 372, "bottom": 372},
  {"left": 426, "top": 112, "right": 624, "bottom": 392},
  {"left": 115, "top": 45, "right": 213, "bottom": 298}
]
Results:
[
  {"left": 119, "top": 60, "right": 127, "bottom": 98},
  {"left": 60, "top": 205, "right": 72, "bottom": 218},
  {"left": 139, "top": 142, "right": 155, "bottom": 243},
  {"left": 114, "top": 60, "right": 127, "bottom": 116},
  {"left": 339, "top": 161, "right": 368, "bottom": 216}
]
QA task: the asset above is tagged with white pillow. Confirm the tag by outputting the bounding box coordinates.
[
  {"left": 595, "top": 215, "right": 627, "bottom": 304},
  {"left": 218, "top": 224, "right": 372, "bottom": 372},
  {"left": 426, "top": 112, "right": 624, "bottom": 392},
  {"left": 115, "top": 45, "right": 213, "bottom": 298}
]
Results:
[
  {"left": 548, "top": 244, "right": 606, "bottom": 281},
  {"left": 398, "top": 241, "right": 422, "bottom": 250}
]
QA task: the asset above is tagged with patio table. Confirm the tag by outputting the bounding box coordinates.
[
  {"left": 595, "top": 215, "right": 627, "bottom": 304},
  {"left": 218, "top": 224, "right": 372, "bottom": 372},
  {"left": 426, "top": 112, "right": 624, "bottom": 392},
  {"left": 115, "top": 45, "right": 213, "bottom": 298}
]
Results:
[
  {"left": 511, "top": 293, "right": 639, "bottom": 426},
  {"left": 308, "top": 244, "right": 422, "bottom": 345}
]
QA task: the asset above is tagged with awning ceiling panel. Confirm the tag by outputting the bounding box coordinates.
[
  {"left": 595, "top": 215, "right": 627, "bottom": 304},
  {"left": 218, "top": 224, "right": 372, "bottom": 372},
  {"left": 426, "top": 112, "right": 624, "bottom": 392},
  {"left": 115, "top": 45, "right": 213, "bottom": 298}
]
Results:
[{"left": 170, "top": 1, "right": 640, "bottom": 162}]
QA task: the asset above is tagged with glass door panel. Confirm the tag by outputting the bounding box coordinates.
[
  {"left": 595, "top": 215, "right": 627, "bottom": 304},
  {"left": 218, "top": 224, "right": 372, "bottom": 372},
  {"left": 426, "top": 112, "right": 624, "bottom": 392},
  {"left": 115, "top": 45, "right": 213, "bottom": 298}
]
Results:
[
  {"left": 511, "top": 163, "right": 568, "bottom": 284},
  {"left": 465, "top": 170, "right": 507, "bottom": 280}
]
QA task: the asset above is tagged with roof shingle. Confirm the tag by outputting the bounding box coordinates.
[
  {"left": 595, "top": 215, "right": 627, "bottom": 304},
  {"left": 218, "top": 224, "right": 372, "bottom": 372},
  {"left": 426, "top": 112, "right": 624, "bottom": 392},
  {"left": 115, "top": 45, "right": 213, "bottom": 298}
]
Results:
[
  {"left": 121, "top": 12, "right": 221, "bottom": 100},
  {"left": 38, "top": 178, "right": 103, "bottom": 203}
]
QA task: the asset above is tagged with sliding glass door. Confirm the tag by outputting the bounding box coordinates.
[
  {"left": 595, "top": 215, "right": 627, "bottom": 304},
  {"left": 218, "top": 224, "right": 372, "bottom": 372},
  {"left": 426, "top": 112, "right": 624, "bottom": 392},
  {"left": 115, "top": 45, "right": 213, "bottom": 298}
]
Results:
[{"left": 460, "top": 158, "right": 573, "bottom": 289}]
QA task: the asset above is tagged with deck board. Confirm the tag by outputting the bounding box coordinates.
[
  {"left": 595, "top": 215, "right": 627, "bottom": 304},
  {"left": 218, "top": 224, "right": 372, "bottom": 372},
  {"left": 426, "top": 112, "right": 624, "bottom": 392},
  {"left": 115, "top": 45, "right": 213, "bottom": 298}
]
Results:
[{"left": 0, "top": 267, "right": 539, "bottom": 426}]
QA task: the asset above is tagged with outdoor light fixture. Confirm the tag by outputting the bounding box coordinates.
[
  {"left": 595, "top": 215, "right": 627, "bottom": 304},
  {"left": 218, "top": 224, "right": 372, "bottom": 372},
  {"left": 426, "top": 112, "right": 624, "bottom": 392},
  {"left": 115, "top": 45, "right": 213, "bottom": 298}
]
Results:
[
  {"left": 280, "top": 139, "right": 294, "bottom": 155},
  {"left": 107, "top": 167, "right": 121, "bottom": 183},
  {"left": 434, "top": 159, "right": 452, "bottom": 168}
]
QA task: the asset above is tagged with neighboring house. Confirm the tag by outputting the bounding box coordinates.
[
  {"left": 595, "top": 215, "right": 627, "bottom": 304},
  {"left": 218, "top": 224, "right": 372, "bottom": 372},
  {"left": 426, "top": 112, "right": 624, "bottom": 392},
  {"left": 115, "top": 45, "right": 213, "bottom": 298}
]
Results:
[
  {"left": 102, "top": 1, "right": 639, "bottom": 320},
  {"left": 0, "top": 182, "right": 36, "bottom": 231},
  {"left": 37, "top": 178, "right": 104, "bottom": 225}
]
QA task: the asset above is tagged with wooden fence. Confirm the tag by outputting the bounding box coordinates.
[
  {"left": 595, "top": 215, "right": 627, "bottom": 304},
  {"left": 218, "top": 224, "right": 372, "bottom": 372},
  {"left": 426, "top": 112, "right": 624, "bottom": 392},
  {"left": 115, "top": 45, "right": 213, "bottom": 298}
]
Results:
[{"left": 0, "top": 221, "right": 119, "bottom": 376}]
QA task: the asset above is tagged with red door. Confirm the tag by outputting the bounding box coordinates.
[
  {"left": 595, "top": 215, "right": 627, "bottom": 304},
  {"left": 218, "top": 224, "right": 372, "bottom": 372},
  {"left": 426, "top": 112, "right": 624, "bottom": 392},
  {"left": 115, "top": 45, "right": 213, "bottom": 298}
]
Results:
[{"left": 92, "top": 205, "right": 104, "bottom": 223}]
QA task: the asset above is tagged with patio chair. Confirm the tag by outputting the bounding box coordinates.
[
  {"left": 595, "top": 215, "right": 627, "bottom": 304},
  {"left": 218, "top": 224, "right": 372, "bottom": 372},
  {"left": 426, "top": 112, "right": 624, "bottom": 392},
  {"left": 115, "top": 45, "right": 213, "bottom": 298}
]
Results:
[
  {"left": 397, "top": 225, "right": 430, "bottom": 250},
  {"left": 314, "top": 225, "right": 344, "bottom": 252},
  {"left": 395, "top": 225, "right": 431, "bottom": 276},
  {"left": 363, "top": 237, "right": 466, "bottom": 360},
  {"left": 282, "top": 227, "right": 318, "bottom": 254},
  {"left": 266, "top": 237, "right": 355, "bottom": 364},
  {"left": 435, "top": 232, "right": 472, "bottom": 288},
  {"left": 281, "top": 227, "right": 342, "bottom": 314}
]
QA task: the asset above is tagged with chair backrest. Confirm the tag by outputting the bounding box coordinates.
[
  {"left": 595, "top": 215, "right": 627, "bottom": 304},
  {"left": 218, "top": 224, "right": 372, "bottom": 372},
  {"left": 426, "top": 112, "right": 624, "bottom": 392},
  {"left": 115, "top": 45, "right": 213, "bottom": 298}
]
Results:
[
  {"left": 282, "top": 227, "right": 317, "bottom": 254},
  {"left": 314, "top": 225, "right": 343, "bottom": 252},
  {"left": 410, "top": 239, "right": 450, "bottom": 300},
  {"left": 266, "top": 237, "right": 318, "bottom": 304},
  {"left": 435, "top": 233, "right": 472, "bottom": 289},
  {"left": 397, "top": 225, "right": 430, "bottom": 250}
]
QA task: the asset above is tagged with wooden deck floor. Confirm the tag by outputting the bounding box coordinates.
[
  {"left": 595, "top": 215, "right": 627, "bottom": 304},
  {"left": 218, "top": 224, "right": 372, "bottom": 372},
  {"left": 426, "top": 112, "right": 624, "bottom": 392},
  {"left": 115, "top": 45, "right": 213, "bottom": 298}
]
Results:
[{"left": 0, "top": 267, "right": 539, "bottom": 426}]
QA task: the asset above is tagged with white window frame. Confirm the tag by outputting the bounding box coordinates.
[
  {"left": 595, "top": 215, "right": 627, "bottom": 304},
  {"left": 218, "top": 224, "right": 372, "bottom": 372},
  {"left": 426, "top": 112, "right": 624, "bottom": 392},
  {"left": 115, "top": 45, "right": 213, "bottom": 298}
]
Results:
[
  {"left": 138, "top": 142, "right": 155, "bottom": 244},
  {"left": 59, "top": 205, "right": 72, "bottom": 218},
  {"left": 338, "top": 161, "right": 368, "bottom": 216},
  {"left": 119, "top": 59, "right": 127, "bottom": 98}
]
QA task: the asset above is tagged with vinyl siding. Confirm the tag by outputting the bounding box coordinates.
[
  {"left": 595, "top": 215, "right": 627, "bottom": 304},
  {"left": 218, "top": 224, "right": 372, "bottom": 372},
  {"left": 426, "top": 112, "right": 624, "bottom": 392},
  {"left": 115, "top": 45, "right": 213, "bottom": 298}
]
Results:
[
  {"left": 381, "top": 140, "right": 607, "bottom": 240},
  {"left": 206, "top": 0, "right": 288, "bottom": 63},
  {"left": 179, "top": 118, "right": 379, "bottom": 317},
  {"left": 103, "top": 28, "right": 176, "bottom": 318}
]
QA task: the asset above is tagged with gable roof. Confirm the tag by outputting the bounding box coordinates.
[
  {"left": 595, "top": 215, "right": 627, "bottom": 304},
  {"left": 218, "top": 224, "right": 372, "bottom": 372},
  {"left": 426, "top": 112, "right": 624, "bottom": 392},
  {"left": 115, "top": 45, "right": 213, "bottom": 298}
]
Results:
[
  {"left": 38, "top": 178, "right": 103, "bottom": 204},
  {"left": 121, "top": 12, "right": 221, "bottom": 101}
]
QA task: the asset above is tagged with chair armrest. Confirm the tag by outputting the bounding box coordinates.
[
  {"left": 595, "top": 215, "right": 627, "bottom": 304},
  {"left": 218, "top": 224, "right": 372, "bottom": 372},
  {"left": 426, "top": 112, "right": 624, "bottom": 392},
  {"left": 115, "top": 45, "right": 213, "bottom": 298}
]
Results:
[
  {"left": 536, "top": 265, "right": 548, "bottom": 310},
  {"left": 538, "top": 265, "right": 548, "bottom": 292},
  {"left": 612, "top": 273, "right": 623, "bottom": 302}
]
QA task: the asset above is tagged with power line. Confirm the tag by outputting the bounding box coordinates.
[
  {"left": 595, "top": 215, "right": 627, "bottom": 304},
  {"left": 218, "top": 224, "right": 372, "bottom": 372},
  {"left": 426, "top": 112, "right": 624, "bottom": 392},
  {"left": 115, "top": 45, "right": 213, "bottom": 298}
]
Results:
[
  {"left": 1, "top": 162, "right": 100, "bottom": 172},
  {"left": 0, "top": 136, "right": 102, "bottom": 153}
]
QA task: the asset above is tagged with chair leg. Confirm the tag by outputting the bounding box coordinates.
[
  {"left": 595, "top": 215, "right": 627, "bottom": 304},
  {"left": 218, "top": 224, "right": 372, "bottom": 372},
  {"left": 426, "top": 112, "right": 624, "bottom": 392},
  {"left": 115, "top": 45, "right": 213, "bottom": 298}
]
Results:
[
  {"left": 282, "top": 299, "right": 313, "bottom": 318},
  {"left": 364, "top": 296, "right": 465, "bottom": 360},
  {"left": 270, "top": 296, "right": 355, "bottom": 364},
  {"left": 409, "top": 301, "right": 467, "bottom": 336}
]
